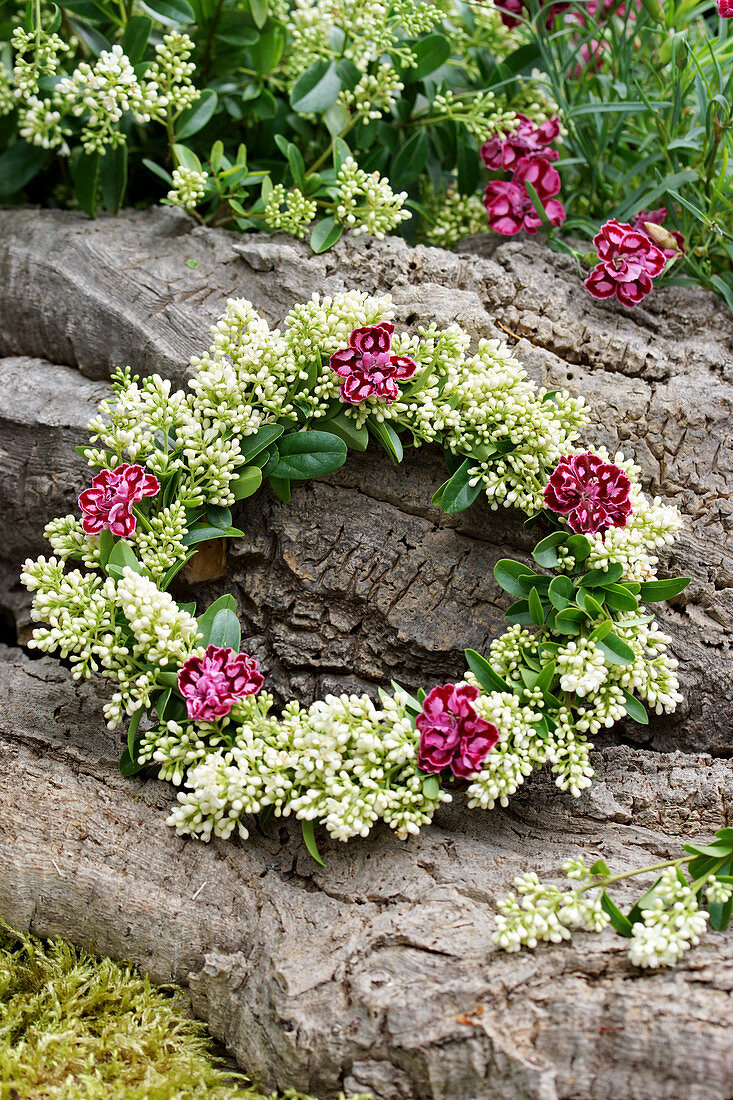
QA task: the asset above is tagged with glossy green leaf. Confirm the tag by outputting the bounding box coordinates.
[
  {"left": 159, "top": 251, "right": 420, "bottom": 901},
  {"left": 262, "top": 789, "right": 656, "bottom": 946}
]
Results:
[
  {"left": 268, "top": 475, "right": 291, "bottom": 502},
  {"left": 493, "top": 559, "right": 539, "bottom": 598},
  {"left": 391, "top": 130, "right": 429, "bottom": 191},
  {"left": 579, "top": 562, "right": 624, "bottom": 587},
  {"left": 532, "top": 530, "right": 569, "bottom": 567},
  {"left": 554, "top": 606, "right": 586, "bottom": 635},
  {"left": 71, "top": 150, "right": 100, "bottom": 218},
  {"left": 589, "top": 859, "right": 611, "bottom": 877},
  {"left": 464, "top": 648, "right": 511, "bottom": 694},
  {"left": 241, "top": 423, "right": 284, "bottom": 460},
  {"left": 622, "top": 690, "right": 649, "bottom": 725},
  {"left": 548, "top": 575, "right": 575, "bottom": 610},
  {"left": 107, "top": 540, "right": 145, "bottom": 578},
  {"left": 250, "top": 0, "right": 269, "bottom": 27},
  {"left": 100, "top": 144, "right": 127, "bottom": 214},
  {"left": 602, "top": 583, "right": 639, "bottom": 612},
  {"left": 533, "top": 661, "right": 556, "bottom": 695},
  {"left": 99, "top": 529, "right": 114, "bottom": 567},
  {"left": 408, "top": 33, "right": 451, "bottom": 80},
  {"left": 310, "top": 216, "right": 343, "bottom": 253},
  {"left": 301, "top": 818, "right": 325, "bottom": 866},
  {"left": 196, "top": 595, "right": 237, "bottom": 644},
  {"left": 207, "top": 607, "right": 241, "bottom": 650},
  {"left": 565, "top": 533, "right": 592, "bottom": 562},
  {"left": 597, "top": 632, "right": 635, "bottom": 666},
  {"left": 176, "top": 89, "right": 218, "bottom": 139},
  {"left": 601, "top": 892, "right": 634, "bottom": 937},
  {"left": 270, "top": 430, "right": 347, "bottom": 480},
  {"left": 122, "top": 14, "right": 152, "bottom": 61},
  {"left": 205, "top": 504, "right": 233, "bottom": 529},
  {"left": 368, "top": 417, "right": 403, "bottom": 464},
  {"left": 182, "top": 525, "right": 244, "bottom": 546},
  {"left": 637, "top": 577, "right": 691, "bottom": 602},
  {"left": 506, "top": 599, "right": 533, "bottom": 626},
  {"left": 439, "top": 459, "right": 483, "bottom": 514},
  {"left": 421, "top": 774, "right": 441, "bottom": 799},
  {"left": 290, "top": 60, "right": 341, "bottom": 113},
  {"left": 324, "top": 410, "right": 369, "bottom": 451},
  {"left": 528, "top": 586, "right": 545, "bottom": 626},
  {"left": 230, "top": 465, "right": 263, "bottom": 500},
  {"left": 140, "top": 0, "right": 194, "bottom": 22}
]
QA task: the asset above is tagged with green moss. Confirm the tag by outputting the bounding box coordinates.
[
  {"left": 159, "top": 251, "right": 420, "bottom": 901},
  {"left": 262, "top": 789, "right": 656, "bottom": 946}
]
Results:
[{"left": 0, "top": 926, "right": 364, "bottom": 1100}]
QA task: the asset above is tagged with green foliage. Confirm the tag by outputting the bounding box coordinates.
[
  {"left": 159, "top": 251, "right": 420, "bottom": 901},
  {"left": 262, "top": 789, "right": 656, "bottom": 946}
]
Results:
[{"left": 0, "top": 924, "right": 363, "bottom": 1099}]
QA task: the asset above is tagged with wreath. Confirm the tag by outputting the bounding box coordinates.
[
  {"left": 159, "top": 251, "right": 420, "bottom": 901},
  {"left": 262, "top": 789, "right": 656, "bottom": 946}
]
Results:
[{"left": 22, "top": 291, "right": 689, "bottom": 866}]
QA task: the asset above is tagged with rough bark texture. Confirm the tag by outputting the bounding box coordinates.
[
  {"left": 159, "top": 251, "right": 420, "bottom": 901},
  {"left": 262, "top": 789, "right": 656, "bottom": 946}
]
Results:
[{"left": 1, "top": 208, "right": 732, "bottom": 1099}]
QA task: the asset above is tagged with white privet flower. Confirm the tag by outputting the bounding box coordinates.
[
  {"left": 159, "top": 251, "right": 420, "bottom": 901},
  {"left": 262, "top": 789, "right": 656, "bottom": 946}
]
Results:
[
  {"left": 55, "top": 44, "right": 160, "bottom": 153},
  {"left": 705, "top": 876, "right": 733, "bottom": 904},
  {"left": 10, "top": 27, "right": 66, "bottom": 98},
  {"left": 166, "top": 166, "right": 208, "bottom": 211},
  {"left": 335, "top": 156, "right": 412, "bottom": 239},
  {"left": 17, "top": 93, "right": 70, "bottom": 153},
  {"left": 432, "top": 88, "right": 515, "bottom": 142},
  {"left": 556, "top": 638, "right": 608, "bottom": 697},
  {"left": 492, "top": 872, "right": 609, "bottom": 953},
  {"left": 264, "top": 184, "right": 318, "bottom": 238},
  {"left": 115, "top": 566, "right": 200, "bottom": 666},
  {"left": 423, "top": 185, "right": 487, "bottom": 248},
  {"left": 144, "top": 32, "right": 200, "bottom": 120},
  {"left": 131, "top": 501, "right": 189, "bottom": 580},
  {"left": 628, "top": 868, "right": 709, "bottom": 969},
  {"left": 338, "top": 64, "right": 404, "bottom": 122}
]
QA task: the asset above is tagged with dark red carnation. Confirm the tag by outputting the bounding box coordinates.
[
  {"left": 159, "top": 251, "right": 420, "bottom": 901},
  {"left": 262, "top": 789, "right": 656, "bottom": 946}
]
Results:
[
  {"left": 330, "top": 323, "right": 417, "bottom": 405},
  {"left": 78, "top": 463, "right": 160, "bottom": 538},
  {"left": 585, "top": 219, "right": 666, "bottom": 307},
  {"left": 544, "top": 452, "right": 632, "bottom": 536},
  {"left": 178, "top": 644, "right": 264, "bottom": 721},
  {"left": 417, "top": 683, "right": 499, "bottom": 779}
]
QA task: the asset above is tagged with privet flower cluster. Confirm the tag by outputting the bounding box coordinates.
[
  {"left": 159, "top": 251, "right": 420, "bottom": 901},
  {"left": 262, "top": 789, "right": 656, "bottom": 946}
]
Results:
[{"left": 22, "top": 291, "right": 686, "bottom": 862}]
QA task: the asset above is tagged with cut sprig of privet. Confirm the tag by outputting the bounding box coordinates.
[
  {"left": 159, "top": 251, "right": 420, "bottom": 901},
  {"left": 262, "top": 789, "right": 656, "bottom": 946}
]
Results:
[
  {"left": 494, "top": 829, "right": 733, "bottom": 969},
  {"left": 23, "top": 290, "right": 691, "bottom": 886}
]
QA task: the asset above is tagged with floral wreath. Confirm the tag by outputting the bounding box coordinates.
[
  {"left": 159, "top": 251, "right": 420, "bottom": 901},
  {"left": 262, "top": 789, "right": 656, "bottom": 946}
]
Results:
[{"left": 22, "top": 290, "right": 689, "bottom": 871}]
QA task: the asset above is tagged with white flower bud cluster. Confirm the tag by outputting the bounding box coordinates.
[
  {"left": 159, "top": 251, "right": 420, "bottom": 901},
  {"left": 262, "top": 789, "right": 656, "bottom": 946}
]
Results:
[
  {"left": 264, "top": 184, "right": 318, "bottom": 238},
  {"left": 0, "top": 63, "right": 14, "bottom": 116},
  {"left": 131, "top": 502, "right": 188, "bottom": 581},
  {"left": 433, "top": 89, "right": 515, "bottom": 142},
  {"left": 627, "top": 868, "right": 709, "bottom": 968},
  {"left": 55, "top": 45, "right": 160, "bottom": 153},
  {"left": 464, "top": 688, "right": 545, "bottom": 809},
  {"left": 17, "top": 93, "right": 70, "bottom": 153},
  {"left": 115, "top": 567, "right": 199, "bottom": 667},
  {"left": 10, "top": 26, "right": 66, "bottom": 98},
  {"left": 556, "top": 637, "right": 608, "bottom": 697},
  {"left": 423, "top": 186, "right": 487, "bottom": 248},
  {"left": 44, "top": 515, "right": 102, "bottom": 569},
  {"left": 492, "top": 871, "right": 609, "bottom": 952},
  {"left": 145, "top": 32, "right": 200, "bottom": 121},
  {"left": 338, "top": 64, "right": 404, "bottom": 123},
  {"left": 166, "top": 166, "right": 208, "bottom": 212},
  {"left": 165, "top": 689, "right": 450, "bottom": 843},
  {"left": 335, "top": 157, "right": 411, "bottom": 239},
  {"left": 705, "top": 876, "right": 733, "bottom": 904}
]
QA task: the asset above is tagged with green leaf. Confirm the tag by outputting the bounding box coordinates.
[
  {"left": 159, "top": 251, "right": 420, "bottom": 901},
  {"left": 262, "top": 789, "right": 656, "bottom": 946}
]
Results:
[
  {"left": 122, "top": 14, "right": 152, "bottom": 61},
  {"left": 637, "top": 577, "right": 691, "bottom": 602},
  {"left": 506, "top": 599, "right": 533, "bottom": 626},
  {"left": 368, "top": 417, "right": 403, "bottom": 464},
  {"left": 175, "top": 89, "right": 218, "bottom": 139},
  {"left": 230, "top": 465, "right": 263, "bottom": 500},
  {"left": 532, "top": 530, "right": 569, "bottom": 568},
  {"left": 548, "top": 575, "right": 575, "bottom": 610},
  {"left": 290, "top": 60, "right": 341, "bottom": 113},
  {"left": 71, "top": 150, "right": 100, "bottom": 218},
  {"left": 421, "top": 773, "right": 441, "bottom": 799},
  {"left": 390, "top": 679, "right": 422, "bottom": 714},
  {"left": 140, "top": 0, "right": 194, "bottom": 22},
  {"left": 565, "top": 534, "right": 592, "bottom": 562},
  {"left": 119, "top": 746, "right": 146, "bottom": 776},
  {"left": 268, "top": 475, "right": 291, "bottom": 502},
  {"left": 554, "top": 606, "right": 586, "bottom": 635},
  {"left": 601, "top": 892, "right": 634, "bottom": 937},
  {"left": 160, "top": 551, "right": 196, "bottom": 589},
  {"left": 407, "top": 32, "right": 450, "bottom": 80},
  {"left": 99, "top": 529, "right": 114, "bottom": 568},
  {"left": 207, "top": 607, "right": 241, "bottom": 650},
  {"left": 391, "top": 130, "right": 429, "bottom": 191},
  {"left": 589, "top": 859, "right": 611, "bottom": 877},
  {"left": 270, "top": 430, "right": 347, "bottom": 480},
  {"left": 622, "top": 690, "right": 648, "bottom": 725},
  {"left": 324, "top": 410, "right": 369, "bottom": 451},
  {"left": 196, "top": 594, "right": 237, "bottom": 644},
  {"left": 438, "top": 459, "right": 483, "bottom": 514},
  {"left": 126, "top": 707, "right": 142, "bottom": 765},
  {"left": 301, "top": 818, "right": 325, "bottom": 866},
  {"left": 533, "top": 661, "right": 556, "bottom": 695},
  {"left": 172, "top": 143, "right": 202, "bottom": 173},
  {"left": 107, "top": 540, "right": 145, "bottom": 579},
  {"left": 310, "top": 216, "right": 343, "bottom": 253},
  {"left": 205, "top": 504, "right": 233, "bottom": 529},
  {"left": 241, "top": 423, "right": 283, "bottom": 460},
  {"left": 714, "top": 828, "right": 733, "bottom": 846},
  {"left": 576, "top": 590, "right": 604, "bottom": 619},
  {"left": 181, "top": 525, "right": 244, "bottom": 546},
  {"left": 493, "top": 559, "right": 539, "bottom": 598},
  {"left": 464, "top": 648, "right": 511, "bottom": 694},
  {"left": 143, "top": 158, "right": 174, "bottom": 186},
  {"left": 249, "top": 0, "right": 269, "bottom": 28},
  {"left": 683, "top": 842, "right": 733, "bottom": 858},
  {"left": 579, "top": 563, "right": 624, "bottom": 588},
  {"left": 602, "top": 584, "right": 639, "bottom": 613},
  {"left": 528, "top": 586, "right": 545, "bottom": 626},
  {"left": 588, "top": 619, "right": 613, "bottom": 645},
  {"left": 597, "top": 632, "right": 635, "bottom": 666},
  {"left": 100, "top": 145, "right": 128, "bottom": 214}
]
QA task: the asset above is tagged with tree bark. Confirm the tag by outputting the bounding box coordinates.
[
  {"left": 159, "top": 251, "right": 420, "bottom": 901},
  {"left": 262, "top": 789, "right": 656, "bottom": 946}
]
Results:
[{"left": 0, "top": 208, "right": 732, "bottom": 1099}]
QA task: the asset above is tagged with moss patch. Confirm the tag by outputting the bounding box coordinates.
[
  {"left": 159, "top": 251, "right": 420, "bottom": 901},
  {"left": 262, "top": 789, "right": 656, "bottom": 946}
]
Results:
[{"left": 0, "top": 927, "right": 364, "bottom": 1100}]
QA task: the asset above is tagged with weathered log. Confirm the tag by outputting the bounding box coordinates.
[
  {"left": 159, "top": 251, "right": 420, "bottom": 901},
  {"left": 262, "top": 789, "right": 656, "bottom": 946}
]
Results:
[
  {"left": 1, "top": 208, "right": 733, "bottom": 1098},
  {"left": 2, "top": 646, "right": 732, "bottom": 1100}
]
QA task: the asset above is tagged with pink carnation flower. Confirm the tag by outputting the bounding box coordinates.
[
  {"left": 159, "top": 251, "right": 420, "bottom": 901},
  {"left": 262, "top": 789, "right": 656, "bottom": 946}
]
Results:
[
  {"left": 493, "top": 0, "right": 569, "bottom": 26},
  {"left": 480, "top": 114, "right": 560, "bottom": 172},
  {"left": 330, "top": 323, "right": 417, "bottom": 405},
  {"left": 177, "top": 644, "right": 264, "bottom": 722},
  {"left": 78, "top": 463, "right": 160, "bottom": 538},
  {"left": 544, "top": 452, "right": 632, "bottom": 536},
  {"left": 718, "top": 0, "right": 732, "bottom": 16},
  {"left": 484, "top": 155, "right": 566, "bottom": 236},
  {"left": 417, "top": 683, "right": 499, "bottom": 779},
  {"left": 585, "top": 219, "right": 666, "bottom": 307}
]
